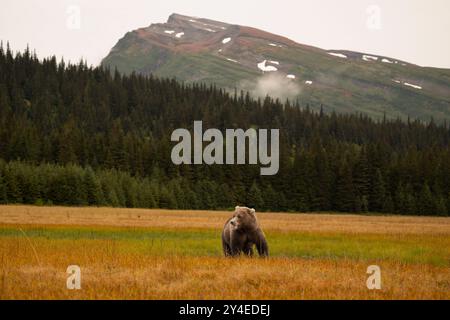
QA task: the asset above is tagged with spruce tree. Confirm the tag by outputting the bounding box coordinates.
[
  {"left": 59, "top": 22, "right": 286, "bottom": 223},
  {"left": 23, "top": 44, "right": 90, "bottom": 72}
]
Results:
[
  {"left": 247, "top": 181, "right": 264, "bottom": 209},
  {"left": 369, "top": 169, "right": 386, "bottom": 212},
  {"left": 418, "top": 184, "right": 434, "bottom": 216},
  {"left": 159, "top": 186, "right": 177, "bottom": 209},
  {"left": 335, "top": 163, "right": 356, "bottom": 212},
  {"left": 434, "top": 196, "right": 448, "bottom": 216},
  {"left": 262, "top": 184, "right": 278, "bottom": 212},
  {"left": 354, "top": 147, "right": 370, "bottom": 200},
  {"left": 382, "top": 193, "right": 394, "bottom": 214},
  {"left": 0, "top": 174, "right": 7, "bottom": 204},
  {"left": 4, "top": 169, "right": 22, "bottom": 203},
  {"left": 84, "top": 168, "right": 103, "bottom": 206}
]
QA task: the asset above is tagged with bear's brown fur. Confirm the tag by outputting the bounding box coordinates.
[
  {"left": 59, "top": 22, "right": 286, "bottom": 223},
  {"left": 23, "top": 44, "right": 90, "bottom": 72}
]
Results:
[{"left": 222, "top": 206, "right": 269, "bottom": 257}]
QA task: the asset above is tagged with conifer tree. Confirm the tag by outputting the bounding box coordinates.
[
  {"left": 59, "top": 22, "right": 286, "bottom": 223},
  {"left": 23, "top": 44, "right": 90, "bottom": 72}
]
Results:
[
  {"left": 84, "top": 167, "right": 103, "bottom": 206},
  {"left": 369, "top": 169, "right": 386, "bottom": 212},
  {"left": 247, "top": 181, "right": 264, "bottom": 209},
  {"left": 4, "top": 169, "right": 22, "bottom": 203},
  {"left": 418, "top": 184, "right": 434, "bottom": 216},
  {"left": 0, "top": 174, "right": 7, "bottom": 204},
  {"left": 434, "top": 196, "right": 448, "bottom": 217},
  {"left": 335, "top": 163, "right": 356, "bottom": 212},
  {"left": 354, "top": 147, "right": 370, "bottom": 199}
]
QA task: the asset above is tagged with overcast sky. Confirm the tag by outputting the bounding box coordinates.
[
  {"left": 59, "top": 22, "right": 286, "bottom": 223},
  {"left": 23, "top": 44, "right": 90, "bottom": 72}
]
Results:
[{"left": 1, "top": 0, "right": 449, "bottom": 68}]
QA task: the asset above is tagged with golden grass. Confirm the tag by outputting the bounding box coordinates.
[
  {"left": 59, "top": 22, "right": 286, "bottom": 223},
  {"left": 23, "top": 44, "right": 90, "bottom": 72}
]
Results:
[
  {"left": 1, "top": 205, "right": 449, "bottom": 235},
  {"left": 0, "top": 205, "right": 449, "bottom": 300},
  {"left": 0, "top": 237, "right": 448, "bottom": 300}
]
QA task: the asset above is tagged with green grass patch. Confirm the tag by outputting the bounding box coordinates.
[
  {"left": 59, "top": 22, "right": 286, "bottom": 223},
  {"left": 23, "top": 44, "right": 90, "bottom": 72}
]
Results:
[{"left": 0, "top": 225, "right": 448, "bottom": 266}]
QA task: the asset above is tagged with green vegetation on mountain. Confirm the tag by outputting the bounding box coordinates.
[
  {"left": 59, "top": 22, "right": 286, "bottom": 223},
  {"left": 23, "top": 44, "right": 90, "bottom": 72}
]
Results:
[{"left": 102, "top": 14, "right": 450, "bottom": 122}]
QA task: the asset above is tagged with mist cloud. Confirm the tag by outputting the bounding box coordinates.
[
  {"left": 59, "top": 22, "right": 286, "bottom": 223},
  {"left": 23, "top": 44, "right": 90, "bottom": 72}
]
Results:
[{"left": 241, "top": 73, "right": 301, "bottom": 101}]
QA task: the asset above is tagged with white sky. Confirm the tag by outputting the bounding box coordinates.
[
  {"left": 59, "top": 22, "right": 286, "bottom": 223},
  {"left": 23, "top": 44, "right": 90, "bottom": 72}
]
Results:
[{"left": 1, "top": 0, "right": 449, "bottom": 68}]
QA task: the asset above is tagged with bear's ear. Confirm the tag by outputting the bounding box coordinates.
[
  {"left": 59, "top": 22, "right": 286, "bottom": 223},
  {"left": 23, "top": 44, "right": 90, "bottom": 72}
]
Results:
[
  {"left": 235, "top": 206, "right": 240, "bottom": 211},
  {"left": 250, "top": 208, "right": 256, "bottom": 214}
]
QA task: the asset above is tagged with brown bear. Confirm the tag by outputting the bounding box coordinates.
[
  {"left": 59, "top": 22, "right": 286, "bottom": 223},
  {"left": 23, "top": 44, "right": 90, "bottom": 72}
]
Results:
[{"left": 222, "top": 206, "right": 269, "bottom": 257}]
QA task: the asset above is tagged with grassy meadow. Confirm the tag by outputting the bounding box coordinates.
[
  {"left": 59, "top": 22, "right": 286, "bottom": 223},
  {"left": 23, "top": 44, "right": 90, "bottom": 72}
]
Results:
[{"left": 0, "top": 205, "right": 449, "bottom": 299}]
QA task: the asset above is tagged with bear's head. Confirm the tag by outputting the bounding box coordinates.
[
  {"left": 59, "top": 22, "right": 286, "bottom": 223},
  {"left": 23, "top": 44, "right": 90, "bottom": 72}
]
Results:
[{"left": 229, "top": 206, "right": 257, "bottom": 231}]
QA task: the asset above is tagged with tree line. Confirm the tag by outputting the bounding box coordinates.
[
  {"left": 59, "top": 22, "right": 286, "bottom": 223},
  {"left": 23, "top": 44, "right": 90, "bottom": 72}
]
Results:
[{"left": 0, "top": 44, "right": 449, "bottom": 215}]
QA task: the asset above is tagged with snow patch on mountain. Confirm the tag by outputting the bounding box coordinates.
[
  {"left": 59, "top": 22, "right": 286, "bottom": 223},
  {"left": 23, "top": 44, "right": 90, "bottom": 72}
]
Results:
[
  {"left": 222, "top": 37, "right": 231, "bottom": 44},
  {"left": 328, "top": 52, "right": 347, "bottom": 59},
  {"left": 176, "top": 32, "right": 185, "bottom": 38},
  {"left": 164, "top": 30, "right": 175, "bottom": 34},
  {"left": 258, "top": 60, "right": 278, "bottom": 72},
  {"left": 269, "top": 43, "right": 283, "bottom": 48},
  {"left": 363, "top": 55, "right": 378, "bottom": 61},
  {"left": 404, "top": 82, "right": 422, "bottom": 90}
]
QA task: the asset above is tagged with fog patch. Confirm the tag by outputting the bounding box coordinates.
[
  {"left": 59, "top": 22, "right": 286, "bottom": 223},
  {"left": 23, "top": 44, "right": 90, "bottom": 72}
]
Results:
[{"left": 241, "top": 73, "right": 301, "bottom": 100}]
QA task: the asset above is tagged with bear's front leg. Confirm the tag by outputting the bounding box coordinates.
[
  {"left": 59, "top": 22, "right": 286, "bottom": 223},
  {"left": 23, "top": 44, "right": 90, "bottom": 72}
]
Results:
[
  {"left": 255, "top": 229, "right": 269, "bottom": 257},
  {"left": 243, "top": 243, "right": 254, "bottom": 257},
  {"left": 230, "top": 233, "right": 244, "bottom": 257},
  {"left": 222, "top": 236, "right": 232, "bottom": 256}
]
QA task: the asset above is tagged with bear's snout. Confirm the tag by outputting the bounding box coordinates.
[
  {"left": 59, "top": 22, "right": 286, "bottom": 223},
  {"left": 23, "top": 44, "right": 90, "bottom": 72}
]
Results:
[{"left": 229, "top": 217, "right": 239, "bottom": 228}]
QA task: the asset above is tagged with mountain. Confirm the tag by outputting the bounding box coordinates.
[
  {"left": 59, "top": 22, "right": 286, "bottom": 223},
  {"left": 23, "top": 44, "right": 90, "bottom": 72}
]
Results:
[{"left": 102, "top": 13, "right": 450, "bottom": 122}]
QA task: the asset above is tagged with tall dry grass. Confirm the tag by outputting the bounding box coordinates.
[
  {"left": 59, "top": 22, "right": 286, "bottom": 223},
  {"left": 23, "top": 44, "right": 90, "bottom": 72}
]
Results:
[
  {"left": 0, "top": 236, "right": 448, "bottom": 299},
  {"left": 0, "top": 205, "right": 449, "bottom": 299},
  {"left": 0, "top": 205, "right": 449, "bottom": 234}
]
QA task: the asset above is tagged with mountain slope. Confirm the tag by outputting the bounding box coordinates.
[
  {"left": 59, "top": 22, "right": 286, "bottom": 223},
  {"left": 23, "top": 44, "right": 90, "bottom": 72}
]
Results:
[{"left": 102, "top": 13, "right": 450, "bottom": 122}]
